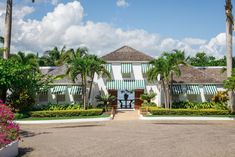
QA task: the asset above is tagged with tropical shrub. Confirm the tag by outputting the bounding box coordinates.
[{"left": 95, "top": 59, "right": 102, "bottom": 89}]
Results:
[
  {"left": 172, "top": 101, "right": 228, "bottom": 110},
  {"left": 212, "top": 91, "right": 229, "bottom": 103},
  {"left": 0, "top": 102, "right": 20, "bottom": 148},
  {"left": 140, "top": 92, "right": 157, "bottom": 103},
  {"left": 142, "top": 101, "right": 157, "bottom": 107},
  {"left": 148, "top": 108, "right": 231, "bottom": 116},
  {"left": 29, "top": 109, "right": 103, "bottom": 117},
  {"left": 96, "top": 94, "right": 116, "bottom": 111}
]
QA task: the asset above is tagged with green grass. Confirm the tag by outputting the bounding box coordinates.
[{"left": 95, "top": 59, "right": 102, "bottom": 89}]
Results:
[
  {"left": 16, "top": 114, "right": 110, "bottom": 121},
  {"left": 144, "top": 115, "right": 235, "bottom": 118}
]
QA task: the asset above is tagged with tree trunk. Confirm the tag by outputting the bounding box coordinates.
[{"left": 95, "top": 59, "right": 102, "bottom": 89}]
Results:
[
  {"left": 162, "top": 80, "right": 168, "bottom": 108},
  {"left": 0, "top": 87, "right": 7, "bottom": 103},
  {"left": 225, "top": 0, "right": 235, "bottom": 112},
  {"left": 88, "top": 73, "right": 94, "bottom": 106},
  {"left": 3, "top": 0, "right": 12, "bottom": 59},
  {"left": 83, "top": 76, "right": 87, "bottom": 110},
  {"left": 169, "top": 72, "right": 173, "bottom": 109}
]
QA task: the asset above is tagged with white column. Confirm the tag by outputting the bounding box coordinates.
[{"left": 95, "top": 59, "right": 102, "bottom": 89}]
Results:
[{"left": 200, "top": 85, "right": 206, "bottom": 102}]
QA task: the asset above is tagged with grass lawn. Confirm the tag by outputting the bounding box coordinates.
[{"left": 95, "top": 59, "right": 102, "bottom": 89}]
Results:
[
  {"left": 144, "top": 115, "right": 235, "bottom": 118},
  {"left": 16, "top": 114, "right": 110, "bottom": 121}
]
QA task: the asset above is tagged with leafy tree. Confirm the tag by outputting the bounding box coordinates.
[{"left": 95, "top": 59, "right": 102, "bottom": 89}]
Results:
[
  {"left": 0, "top": 58, "right": 51, "bottom": 112},
  {"left": 187, "top": 52, "right": 226, "bottom": 66},
  {"left": 10, "top": 51, "right": 39, "bottom": 71}
]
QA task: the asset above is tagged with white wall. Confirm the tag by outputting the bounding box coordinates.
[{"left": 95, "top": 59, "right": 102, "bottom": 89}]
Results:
[{"left": 133, "top": 63, "right": 144, "bottom": 80}]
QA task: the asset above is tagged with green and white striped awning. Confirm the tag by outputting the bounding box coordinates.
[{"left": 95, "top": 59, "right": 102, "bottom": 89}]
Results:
[
  {"left": 105, "top": 64, "right": 112, "bottom": 73},
  {"left": 141, "top": 63, "right": 152, "bottom": 74},
  {"left": 51, "top": 86, "right": 67, "bottom": 95},
  {"left": 186, "top": 85, "right": 200, "bottom": 95},
  {"left": 121, "top": 63, "right": 132, "bottom": 74},
  {"left": 69, "top": 86, "right": 82, "bottom": 95},
  {"left": 203, "top": 85, "right": 217, "bottom": 95},
  {"left": 106, "top": 80, "right": 145, "bottom": 90},
  {"left": 172, "top": 85, "right": 183, "bottom": 95}
]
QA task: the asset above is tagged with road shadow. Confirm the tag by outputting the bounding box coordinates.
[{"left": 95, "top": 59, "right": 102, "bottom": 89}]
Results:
[
  {"left": 152, "top": 122, "right": 223, "bottom": 125},
  {"left": 20, "top": 130, "right": 52, "bottom": 138},
  {"left": 17, "top": 147, "right": 34, "bottom": 157},
  {"left": 53, "top": 124, "right": 105, "bottom": 129}
]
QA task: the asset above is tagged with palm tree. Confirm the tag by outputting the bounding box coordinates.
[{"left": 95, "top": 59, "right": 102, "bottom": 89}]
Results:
[
  {"left": 4, "top": 0, "right": 35, "bottom": 59},
  {"left": 11, "top": 51, "right": 39, "bottom": 71},
  {"left": 163, "top": 50, "right": 186, "bottom": 108},
  {"left": 65, "top": 55, "right": 93, "bottom": 109},
  {"left": 147, "top": 51, "right": 185, "bottom": 108},
  {"left": 147, "top": 57, "right": 170, "bottom": 108},
  {"left": 87, "top": 55, "right": 111, "bottom": 105},
  {"left": 225, "top": 0, "right": 235, "bottom": 112}
]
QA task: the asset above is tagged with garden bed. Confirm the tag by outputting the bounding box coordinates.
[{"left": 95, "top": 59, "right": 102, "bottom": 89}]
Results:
[{"left": 16, "top": 114, "right": 110, "bottom": 121}]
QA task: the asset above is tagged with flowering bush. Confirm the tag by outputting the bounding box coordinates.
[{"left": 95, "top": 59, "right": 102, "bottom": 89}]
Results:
[{"left": 0, "top": 101, "right": 20, "bottom": 148}]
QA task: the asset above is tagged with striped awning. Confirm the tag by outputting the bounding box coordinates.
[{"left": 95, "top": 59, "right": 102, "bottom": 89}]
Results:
[
  {"left": 186, "top": 85, "right": 200, "bottom": 95},
  {"left": 105, "top": 64, "right": 112, "bottom": 73},
  {"left": 172, "top": 85, "right": 183, "bottom": 95},
  {"left": 121, "top": 63, "right": 132, "bottom": 73},
  {"left": 106, "top": 80, "right": 145, "bottom": 90},
  {"left": 51, "top": 86, "right": 67, "bottom": 95},
  {"left": 141, "top": 63, "right": 152, "bottom": 74},
  {"left": 203, "top": 85, "right": 217, "bottom": 95},
  {"left": 69, "top": 86, "right": 82, "bottom": 95}
]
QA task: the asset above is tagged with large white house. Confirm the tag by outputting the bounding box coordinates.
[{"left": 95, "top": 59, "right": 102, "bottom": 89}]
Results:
[{"left": 36, "top": 46, "right": 226, "bottom": 109}]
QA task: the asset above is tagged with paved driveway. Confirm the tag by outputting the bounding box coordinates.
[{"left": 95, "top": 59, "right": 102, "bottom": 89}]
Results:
[{"left": 18, "top": 120, "right": 235, "bottom": 157}]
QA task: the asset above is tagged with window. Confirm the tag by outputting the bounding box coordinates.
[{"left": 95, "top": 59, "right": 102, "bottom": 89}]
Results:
[
  {"left": 57, "top": 95, "right": 65, "bottom": 102},
  {"left": 39, "top": 94, "right": 48, "bottom": 102}
]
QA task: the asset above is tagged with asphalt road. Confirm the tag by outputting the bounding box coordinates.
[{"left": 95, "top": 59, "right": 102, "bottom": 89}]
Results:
[{"left": 18, "top": 120, "right": 235, "bottom": 157}]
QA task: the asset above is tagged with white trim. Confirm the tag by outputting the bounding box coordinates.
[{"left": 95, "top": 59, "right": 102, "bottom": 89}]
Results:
[
  {"left": 14, "top": 116, "right": 112, "bottom": 124},
  {"left": 106, "top": 61, "right": 150, "bottom": 63},
  {"left": 0, "top": 141, "right": 18, "bottom": 157},
  {"left": 139, "top": 115, "right": 235, "bottom": 121}
]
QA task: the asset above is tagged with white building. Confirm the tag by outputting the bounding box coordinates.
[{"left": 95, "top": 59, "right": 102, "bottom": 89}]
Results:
[{"left": 36, "top": 46, "right": 226, "bottom": 108}]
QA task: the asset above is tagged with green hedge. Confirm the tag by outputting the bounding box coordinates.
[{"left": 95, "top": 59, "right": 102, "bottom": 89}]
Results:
[
  {"left": 29, "top": 109, "right": 103, "bottom": 117},
  {"left": 148, "top": 108, "right": 231, "bottom": 116},
  {"left": 172, "top": 101, "right": 228, "bottom": 110}
]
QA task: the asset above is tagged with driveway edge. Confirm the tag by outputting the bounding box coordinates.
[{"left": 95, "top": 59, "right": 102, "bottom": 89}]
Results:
[
  {"left": 139, "top": 115, "right": 235, "bottom": 121},
  {"left": 15, "top": 116, "right": 112, "bottom": 124}
]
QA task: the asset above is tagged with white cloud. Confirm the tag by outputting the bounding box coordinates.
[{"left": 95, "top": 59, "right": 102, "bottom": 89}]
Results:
[
  {"left": 116, "top": 0, "right": 129, "bottom": 8},
  {"left": 0, "top": 1, "right": 232, "bottom": 58}
]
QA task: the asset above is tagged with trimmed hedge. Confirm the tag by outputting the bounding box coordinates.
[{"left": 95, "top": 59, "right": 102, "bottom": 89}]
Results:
[
  {"left": 148, "top": 108, "right": 231, "bottom": 116},
  {"left": 29, "top": 109, "right": 103, "bottom": 117}
]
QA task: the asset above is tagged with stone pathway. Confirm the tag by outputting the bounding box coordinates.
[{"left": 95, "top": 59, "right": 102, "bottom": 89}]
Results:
[{"left": 114, "top": 110, "right": 139, "bottom": 121}]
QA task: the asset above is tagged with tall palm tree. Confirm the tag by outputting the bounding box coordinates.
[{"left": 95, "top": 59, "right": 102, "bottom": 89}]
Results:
[
  {"left": 147, "top": 57, "right": 170, "bottom": 108},
  {"left": 4, "top": 0, "right": 35, "bottom": 59},
  {"left": 225, "top": 0, "right": 235, "bottom": 112},
  {"left": 65, "top": 55, "right": 93, "bottom": 109},
  {"left": 163, "top": 50, "right": 186, "bottom": 108},
  {"left": 147, "top": 51, "right": 185, "bottom": 108},
  {"left": 87, "top": 55, "right": 111, "bottom": 105}
]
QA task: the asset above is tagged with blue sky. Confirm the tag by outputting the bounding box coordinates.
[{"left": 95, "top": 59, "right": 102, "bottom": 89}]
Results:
[
  {"left": 0, "top": 0, "right": 234, "bottom": 57},
  {"left": 24, "top": 0, "right": 230, "bottom": 40}
]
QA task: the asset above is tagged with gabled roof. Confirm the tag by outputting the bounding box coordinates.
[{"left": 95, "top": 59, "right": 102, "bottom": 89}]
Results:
[
  {"left": 40, "top": 66, "right": 83, "bottom": 84},
  {"left": 102, "top": 46, "right": 154, "bottom": 61},
  {"left": 173, "top": 65, "right": 226, "bottom": 84}
]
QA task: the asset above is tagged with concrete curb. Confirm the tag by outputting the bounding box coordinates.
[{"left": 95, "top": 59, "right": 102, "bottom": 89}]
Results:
[
  {"left": 15, "top": 116, "right": 112, "bottom": 124},
  {"left": 139, "top": 115, "right": 235, "bottom": 121}
]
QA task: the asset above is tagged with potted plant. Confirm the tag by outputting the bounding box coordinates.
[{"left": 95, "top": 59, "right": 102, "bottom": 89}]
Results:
[{"left": 0, "top": 100, "right": 20, "bottom": 157}]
